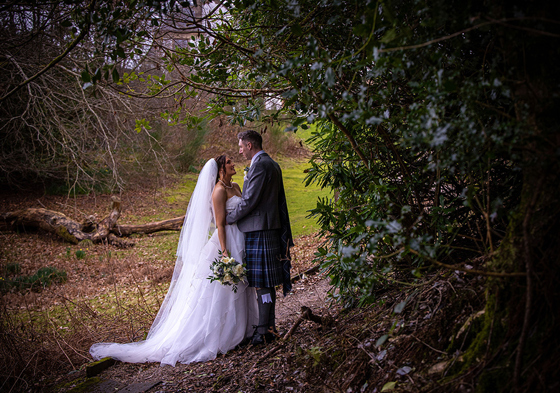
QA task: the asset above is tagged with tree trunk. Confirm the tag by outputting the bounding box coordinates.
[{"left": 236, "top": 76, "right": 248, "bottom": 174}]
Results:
[
  {"left": 112, "top": 216, "right": 184, "bottom": 236},
  {"left": 1, "top": 208, "right": 94, "bottom": 244},
  {"left": 0, "top": 197, "right": 185, "bottom": 247},
  {"left": 452, "top": 152, "right": 560, "bottom": 392}
]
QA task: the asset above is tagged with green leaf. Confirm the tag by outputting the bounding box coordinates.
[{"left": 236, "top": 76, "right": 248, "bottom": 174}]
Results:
[
  {"left": 381, "top": 381, "right": 396, "bottom": 392},
  {"left": 112, "top": 68, "right": 120, "bottom": 83},
  {"left": 353, "top": 24, "right": 368, "bottom": 37},
  {"left": 380, "top": 27, "right": 397, "bottom": 43},
  {"left": 81, "top": 70, "right": 91, "bottom": 83},
  {"left": 292, "top": 117, "right": 306, "bottom": 127},
  {"left": 290, "top": 23, "right": 303, "bottom": 36},
  {"left": 92, "top": 68, "right": 102, "bottom": 83},
  {"left": 116, "top": 47, "right": 126, "bottom": 58},
  {"left": 376, "top": 334, "right": 388, "bottom": 347}
]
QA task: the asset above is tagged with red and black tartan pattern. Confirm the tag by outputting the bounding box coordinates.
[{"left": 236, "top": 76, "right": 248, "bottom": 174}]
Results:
[{"left": 244, "top": 229, "right": 283, "bottom": 288}]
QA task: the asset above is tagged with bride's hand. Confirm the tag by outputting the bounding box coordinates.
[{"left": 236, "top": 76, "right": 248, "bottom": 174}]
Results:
[{"left": 222, "top": 249, "right": 229, "bottom": 257}]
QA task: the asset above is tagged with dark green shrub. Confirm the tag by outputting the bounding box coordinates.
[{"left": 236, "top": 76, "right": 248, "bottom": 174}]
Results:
[{"left": 0, "top": 266, "right": 67, "bottom": 293}]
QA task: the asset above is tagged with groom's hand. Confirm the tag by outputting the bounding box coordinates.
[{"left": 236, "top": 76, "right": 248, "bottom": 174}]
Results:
[{"left": 226, "top": 211, "right": 235, "bottom": 225}]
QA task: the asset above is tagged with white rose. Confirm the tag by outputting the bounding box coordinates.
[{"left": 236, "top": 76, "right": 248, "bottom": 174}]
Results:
[
  {"left": 223, "top": 274, "right": 232, "bottom": 283},
  {"left": 233, "top": 264, "right": 244, "bottom": 276}
]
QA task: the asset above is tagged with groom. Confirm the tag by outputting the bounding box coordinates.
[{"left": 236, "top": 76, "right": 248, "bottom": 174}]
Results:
[{"left": 227, "top": 129, "right": 294, "bottom": 345}]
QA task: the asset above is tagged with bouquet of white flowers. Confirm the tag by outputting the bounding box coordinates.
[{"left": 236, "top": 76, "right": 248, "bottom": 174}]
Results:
[{"left": 208, "top": 251, "right": 247, "bottom": 293}]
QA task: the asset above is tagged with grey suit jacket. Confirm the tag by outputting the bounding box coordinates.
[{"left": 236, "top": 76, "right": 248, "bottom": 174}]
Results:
[
  {"left": 227, "top": 152, "right": 283, "bottom": 232},
  {"left": 227, "top": 152, "right": 294, "bottom": 294}
]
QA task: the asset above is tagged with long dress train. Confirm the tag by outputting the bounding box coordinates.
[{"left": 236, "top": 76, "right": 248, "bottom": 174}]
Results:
[{"left": 90, "top": 161, "right": 257, "bottom": 366}]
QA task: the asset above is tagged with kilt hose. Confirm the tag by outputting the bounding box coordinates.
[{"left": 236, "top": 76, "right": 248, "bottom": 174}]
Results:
[{"left": 244, "top": 229, "right": 283, "bottom": 288}]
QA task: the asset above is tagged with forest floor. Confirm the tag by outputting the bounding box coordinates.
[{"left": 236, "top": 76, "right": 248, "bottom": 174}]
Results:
[
  {"left": 58, "top": 270, "right": 339, "bottom": 393},
  {"left": 1, "top": 128, "right": 487, "bottom": 392},
  {"left": 0, "top": 179, "right": 487, "bottom": 393},
  {"left": 48, "top": 260, "right": 486, "bottom": 393}
]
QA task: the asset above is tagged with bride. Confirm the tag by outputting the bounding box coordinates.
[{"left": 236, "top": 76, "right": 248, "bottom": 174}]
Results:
[{"left": 90, "top": 156, "right": 258, "bottom": 366}]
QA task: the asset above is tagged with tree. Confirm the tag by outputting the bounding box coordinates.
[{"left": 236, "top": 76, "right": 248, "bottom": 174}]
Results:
[
  {"left": 135, "top": 0, "right": 558, "bottom": 390},
  {"left": 3, "top": 0, "right": 559, "bottom": 390},
  {"left": 0, "top": 1, "right": 184, "bottom": 192}
]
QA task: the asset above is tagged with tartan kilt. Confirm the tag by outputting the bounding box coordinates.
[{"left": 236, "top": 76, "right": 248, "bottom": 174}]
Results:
[{"left": 244, "top": 229, "right": 283, "bottom": 288}]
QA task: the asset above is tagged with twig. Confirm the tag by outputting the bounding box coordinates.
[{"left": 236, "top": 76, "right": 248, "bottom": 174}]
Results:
[
  {"left": 249, "top": 344, "right": 283, "bottom": 372},
  {"left": 408, "top": 249, "right": 526, "bottom": 277},
  {"left": 433, "top": 285, "right": 443, "bottom": 315},
  {"left": 0, "top": 0, "right": 95, "bottom": 103},
  {"left": 282, "top": 308, "right": 310, "bottom": 340},
  {"left": 282, "top": 306, "right": 333, "bottom": 340},
  {"left": 290, "top": 264, "right": 320, "bottom": 283},
  {"left": 514, "top": 177, "right": 542, "bottom": 392},
  {"left": 410, "top": 334, "right": 447, "bottom": 355},
  {"left": 6, "top": 351, "right": 36, "bottom": 393},
  {"left": 46, "top": 310, "right": 76, "bottom": 369},
  {"left": 346, "top": 333, "right": 384, "bottom": 371},
  {"left": 379, "top": 17, "right": 560, "bottom": 54},
  {"left": 445, "top": 280, "right": 457, "bottom": 295}
]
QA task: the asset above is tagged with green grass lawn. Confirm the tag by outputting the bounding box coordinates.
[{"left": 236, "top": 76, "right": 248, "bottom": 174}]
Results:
[
  {"left": 234, "top": 158, "right": 329, "bottom": 239},
  {"left": 160, "top": 157, "right": 329, "bottom": 240}
]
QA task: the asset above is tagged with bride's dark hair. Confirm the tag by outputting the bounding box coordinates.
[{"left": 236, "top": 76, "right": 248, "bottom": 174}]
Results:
[{"left": 214, "top": 155, "right": 227, "bottom": 183}]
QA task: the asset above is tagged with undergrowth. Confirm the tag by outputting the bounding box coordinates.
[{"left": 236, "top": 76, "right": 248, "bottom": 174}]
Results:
[
  {"left": 0, "top": 264, "right": 67, "bottom": 293},
  {"left": 0, "top": 249, "right": 163, "bottom": 392}
]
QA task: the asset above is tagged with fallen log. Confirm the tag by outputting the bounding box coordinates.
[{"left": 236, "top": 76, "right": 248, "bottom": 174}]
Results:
[
  {"left": 1, "top": 208, "right": 96, "bottom": 244},
  {"left": 1, "top": 197, "right": 122, "bottom": 245},
  {"left": 0, "top": 197, "right": 184, "bottom": 247},
  {"left": 90, "top": 196, "right": 121, "bottom": 243},
  {"left": 113, "top": 216, "right": 184, "bottom": 236}
]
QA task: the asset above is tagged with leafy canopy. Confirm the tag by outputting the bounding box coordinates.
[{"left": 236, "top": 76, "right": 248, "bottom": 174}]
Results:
[{"left": 147, "top": 0, "right": 557, "bottom": 305}]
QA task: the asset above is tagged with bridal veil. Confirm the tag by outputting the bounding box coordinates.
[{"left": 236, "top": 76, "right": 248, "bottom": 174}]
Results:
[{"left": 90, "top": 159, "right": 255, "bottom": 366}]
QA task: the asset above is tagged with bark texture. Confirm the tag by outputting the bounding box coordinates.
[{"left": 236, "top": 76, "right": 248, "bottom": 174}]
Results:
[{"left": 0, "top": 197, "right": 185, "bottom": 247}]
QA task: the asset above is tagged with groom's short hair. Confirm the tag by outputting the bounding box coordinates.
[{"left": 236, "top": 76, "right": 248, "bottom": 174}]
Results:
[{"left": 238, "top": 130, "right": 263, "bottom": 150}]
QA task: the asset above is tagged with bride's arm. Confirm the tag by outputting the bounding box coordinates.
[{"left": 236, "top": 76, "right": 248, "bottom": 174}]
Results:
[{"left": 212, "top": 186, "right": 228, "bottom": 256}]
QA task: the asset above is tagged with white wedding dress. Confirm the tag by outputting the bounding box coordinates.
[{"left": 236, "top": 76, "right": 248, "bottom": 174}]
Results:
[{"left": 90, "top": 160, "right": 258, "bottom": 366}]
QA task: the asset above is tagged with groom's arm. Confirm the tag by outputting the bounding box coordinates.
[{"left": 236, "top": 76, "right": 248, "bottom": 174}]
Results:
[{"left": 226, "top": 162, "right": 267, "bottom": 224}]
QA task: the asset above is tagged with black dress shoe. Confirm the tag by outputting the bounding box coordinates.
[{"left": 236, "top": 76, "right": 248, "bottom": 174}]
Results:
[
  {"left": 264, "top": 332, "right": 277, "bottom": 343},
  {"left": 251, "top": 332, "right": 265, "bottom": 346},
  {"left": 235, "top": 337, "right": 252, "bottom": 349}
]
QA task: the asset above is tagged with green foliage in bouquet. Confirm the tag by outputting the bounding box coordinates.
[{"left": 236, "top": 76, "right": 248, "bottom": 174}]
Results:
[{"left": 208, "top": 251, "right": 248, "bottom": 293}]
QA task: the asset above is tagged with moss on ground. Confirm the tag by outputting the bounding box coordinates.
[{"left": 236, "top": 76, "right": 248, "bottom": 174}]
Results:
[{"left": 55, "top": 376, "right": 101, "bottom": 393}]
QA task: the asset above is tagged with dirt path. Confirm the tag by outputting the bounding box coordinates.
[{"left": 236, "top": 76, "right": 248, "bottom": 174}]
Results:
[{"left": 60, "top": 271, "right": 336, "bottom": 393}]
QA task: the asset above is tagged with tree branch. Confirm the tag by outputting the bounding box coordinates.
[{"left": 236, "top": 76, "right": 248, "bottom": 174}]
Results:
[
  {"left": 408, "top": 249, "right": 526, "bottom": 278},
  {"left": 380, "top": 17, "right": 560, "bottom": 54},
  {"left": 0, "top": 0, "right": 96, "bottom": 103}
]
